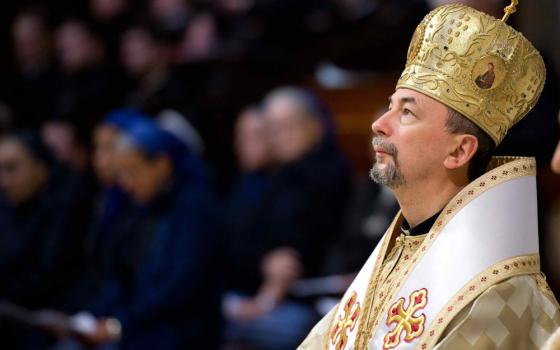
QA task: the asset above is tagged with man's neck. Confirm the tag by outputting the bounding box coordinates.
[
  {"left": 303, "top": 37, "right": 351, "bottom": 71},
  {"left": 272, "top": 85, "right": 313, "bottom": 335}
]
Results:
[{"left": 393, "top": 178, "right": 465, "bottom": 228}]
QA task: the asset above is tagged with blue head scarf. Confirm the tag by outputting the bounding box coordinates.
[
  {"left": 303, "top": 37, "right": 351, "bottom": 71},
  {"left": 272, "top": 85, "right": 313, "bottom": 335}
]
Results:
[{"left": 106, "top": 108, "right": 207, "bottom": 183}]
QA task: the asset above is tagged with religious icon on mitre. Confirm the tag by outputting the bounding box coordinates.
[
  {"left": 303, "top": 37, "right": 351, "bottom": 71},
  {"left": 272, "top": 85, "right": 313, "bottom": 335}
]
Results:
[
  {"left": 475, "top": 62, "right": 495, "bottom": 89},
  {"left": 472, "top": 56, "right": 506, "bottom": 90}
]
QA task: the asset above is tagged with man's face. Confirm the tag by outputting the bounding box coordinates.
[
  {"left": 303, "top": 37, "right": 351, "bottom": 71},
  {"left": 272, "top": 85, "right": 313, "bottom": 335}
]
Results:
[
  {"left": 0, "top": 139, "right": 48, "bottom": 205},
  {"left": 120, "top": 28, "right": 160, "bottom": 76},
  {"left": 264, "top": 96, "right": 322, "bottom": 164},
  {"left": 235, "top": 110, "right": 270, "bottom": 172},
  {"left": 370, "top": 88, "right": 454, "bottom": 189},
  {"left": 12, "top": 14, "right": 50, "bottom": 67},
  {"left": 55, "top": 21, "right": 99, "bottom": 72}
]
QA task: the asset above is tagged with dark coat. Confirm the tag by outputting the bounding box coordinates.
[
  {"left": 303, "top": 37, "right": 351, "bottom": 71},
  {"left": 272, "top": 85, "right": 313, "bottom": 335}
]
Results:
[
  {"left": 225, "top": 140, "right": 351, "bottom": 295},
  {"left": 88, "top": 174, "right": 222, "bottom": 350},
  {"left": 0, "top": 169, "right": 88, "bottom": 310}
]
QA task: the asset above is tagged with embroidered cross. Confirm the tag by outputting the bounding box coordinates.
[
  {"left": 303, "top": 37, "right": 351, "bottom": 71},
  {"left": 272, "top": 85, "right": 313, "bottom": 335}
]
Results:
[
  {"left": 329, "top": 291, "right": 361, "bottom": 350},
  {"left": 383, "top": 288, "right": 428, "bottom": 349}
]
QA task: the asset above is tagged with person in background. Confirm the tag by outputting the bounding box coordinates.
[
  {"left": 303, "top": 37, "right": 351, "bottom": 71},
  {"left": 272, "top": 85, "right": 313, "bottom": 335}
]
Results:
[
  {"left": 120, "top": 23, "right": 187, "bottom": 115},
  {"left": 5, "top": 6, "right": 59, "bottom": 130},
  {"left": 176, "top": 12, "right": 219, "bottom": 63},
  {"left": 41, "top": 121, "right": 90, "bottom": 174},
  {"left": 59, "top": 110, "right": 137, "bottom": 316},
  {"left": 300, "top": 3, "right": 560, "bottom": 349},
  {"left": 223, "top": 106, "right": 273, "bottom": 344},
  {"left": 147, "top": 0, "right": 191, "bottom": 42},
  {"left": 53, "top": 113, "right": 222, "bottom": 350},
  {"left": 223, "top": 87, "right": 351, "bottom": 350},
  {"left": 92, "top": 115, "right": 126, "bottom": 188},
  {"left": 328, "top": 134, "right": 400, "bottom": 275},
  {"left": 88, "top": 0, "right": 135, "bottom": 60},
  {"left": 50, "top": 17, "right": 126, "bottom": 151},
  {"left": 0, "top": 132, "right": 87, "bottom": 348}
]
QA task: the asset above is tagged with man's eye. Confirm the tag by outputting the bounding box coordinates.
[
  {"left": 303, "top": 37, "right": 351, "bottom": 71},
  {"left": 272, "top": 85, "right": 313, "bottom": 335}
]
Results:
[{"left": 403, "top": 108, "right": 412, "bottom": 115}]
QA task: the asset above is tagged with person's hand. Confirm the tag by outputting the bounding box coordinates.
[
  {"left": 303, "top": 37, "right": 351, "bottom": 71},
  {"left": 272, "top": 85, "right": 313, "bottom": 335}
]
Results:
[
  {"left": 78, "top": 318, "right": 117, "bottom": 345},
  {"left": 33, "top": 310, "right": 70, "bottom": 338},
  {"left": 226, "top": 297, "right": 269, "bottom": 322},
  {"left": 69, "top": 313, "right": 121, "bottom": 346}
]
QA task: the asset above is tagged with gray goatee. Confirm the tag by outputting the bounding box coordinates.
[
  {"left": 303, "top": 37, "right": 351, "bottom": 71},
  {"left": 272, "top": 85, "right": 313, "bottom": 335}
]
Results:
[{"left": 369, "top": 137, "right": 405, "bottom": 188}]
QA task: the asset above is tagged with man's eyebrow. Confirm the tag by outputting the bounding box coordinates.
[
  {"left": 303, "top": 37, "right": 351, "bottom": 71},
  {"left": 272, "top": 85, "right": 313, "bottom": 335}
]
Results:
[
  {"left": 388, "top": 96, "right": 417, "bottom": 104},
  {"left": 400, "top": 97, "right": 416, "bottom": 104}
]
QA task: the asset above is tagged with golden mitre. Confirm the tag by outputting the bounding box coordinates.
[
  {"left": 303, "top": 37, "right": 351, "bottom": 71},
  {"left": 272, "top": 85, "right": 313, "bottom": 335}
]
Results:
[{"left": 396, "top": 2, "right": 545, "bottom": 145}]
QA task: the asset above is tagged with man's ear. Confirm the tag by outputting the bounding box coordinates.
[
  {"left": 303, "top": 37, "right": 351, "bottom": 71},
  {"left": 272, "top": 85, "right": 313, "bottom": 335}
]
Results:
[{"left": 444, "top": 134, "right": 478, "bottom": 170}]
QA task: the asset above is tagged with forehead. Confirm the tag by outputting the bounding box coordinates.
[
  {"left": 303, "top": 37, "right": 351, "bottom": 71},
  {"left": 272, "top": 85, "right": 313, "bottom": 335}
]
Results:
[
  {"left": 393, "top": 88, "right": 448, "bottom": 112},
  {"left": 95, "top": 124, "right": 119, "bottom": 141},
  {"left": 391, "top": 88, "right": 430, "bottom": 104},
  {"left": 238, "top": 111, "right": 264, "bottom": 129},
  {"left": 265, "top": 96, "right": 305, "bottom": 120},
  {"left": 0, "top": 139, "right": 31, "bottom": 159}
]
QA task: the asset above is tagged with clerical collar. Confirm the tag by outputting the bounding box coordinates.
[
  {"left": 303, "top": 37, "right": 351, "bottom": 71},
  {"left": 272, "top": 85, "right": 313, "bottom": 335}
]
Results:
[{"left": 400, "top": 211, "right": 442, "bottom": 236}]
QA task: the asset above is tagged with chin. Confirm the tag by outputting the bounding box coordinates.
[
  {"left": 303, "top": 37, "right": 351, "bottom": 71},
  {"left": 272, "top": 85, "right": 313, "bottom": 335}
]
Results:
[{"left": 375, "top": 160, "right": 392, "bottom": 169}]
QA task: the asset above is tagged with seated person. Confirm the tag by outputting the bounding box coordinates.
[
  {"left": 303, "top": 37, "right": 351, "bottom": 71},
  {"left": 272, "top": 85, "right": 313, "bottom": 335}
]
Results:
[
  {"left": 52, "top": 113, "right": 223, "bottom": 350},
  {"left": 0, "top": 132, "right": 87, "bottom": 347},
  {"left": 223, "top": 87, "right": 351, "bottom": 350}
]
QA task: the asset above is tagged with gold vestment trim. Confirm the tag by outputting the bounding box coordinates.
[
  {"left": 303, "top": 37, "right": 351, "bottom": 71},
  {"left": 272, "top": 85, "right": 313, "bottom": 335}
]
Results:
[
  {"left": 324, "top": 214, "right": 402, "bottom": 350},
  {"left": 352, "top": 157, "right": 536, "bottom": 349},
  {"left": 417, "top": 254, "right": 540, "bottom": 349}
]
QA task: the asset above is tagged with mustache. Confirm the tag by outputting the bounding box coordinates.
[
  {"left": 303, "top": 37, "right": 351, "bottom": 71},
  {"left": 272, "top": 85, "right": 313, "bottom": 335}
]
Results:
[{"left": 372, "top": 137, "right": 398, "bottom": 156}]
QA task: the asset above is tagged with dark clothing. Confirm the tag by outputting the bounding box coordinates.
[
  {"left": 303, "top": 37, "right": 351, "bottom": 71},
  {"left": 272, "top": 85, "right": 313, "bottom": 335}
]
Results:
[
  {"left": 2, "top": 64, "right": 61, "bottom": 130},
  {"left": 324, "top": 178, "right": 399, "bottom": 275},
  {"left": 225, "top": 171, "right": 270, "bottom": 293},
  {"left": 400, "top": 210, "right": 441, "bottom": 236},
  {"left": 86, "top": 175, "right": 222, "bottom": 350},
  {"left": 54, "top": 63, "right": 128, "bottom": 142},
  {"left": 226, "top": 141, "right": 351, "bottom": 295},
  {"left": 124, "top": 73, "right": 191, "bottom": 118},
  {"left": 495, "top": 54, "right": 559, "bottom": 165},
  {"left": 0, "top": 168, "right": 88, "bottom": 310}
]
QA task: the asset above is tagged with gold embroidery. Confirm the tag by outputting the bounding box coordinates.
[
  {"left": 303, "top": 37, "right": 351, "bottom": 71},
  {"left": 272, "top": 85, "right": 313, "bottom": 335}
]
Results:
[
  {"left": 534, "top": 273, "right": 556, "bottom": 301},
  {"left": 397, "top": 4, "right": 545, "bottom": 145},
  {"left": 384, "top": 288, "right": 428, "bottom": 349},
  {"left": 353, "top": 216, "right": 404, "bottom": 349},
  {"left": 417, "top": 254, "right": 540, "bottom": 350},
  {"left": 355, "top": 157, "right": 536, "bottom": 349},
  {"left": 329, "top": 291, "right": 361, "bottom": 350}
]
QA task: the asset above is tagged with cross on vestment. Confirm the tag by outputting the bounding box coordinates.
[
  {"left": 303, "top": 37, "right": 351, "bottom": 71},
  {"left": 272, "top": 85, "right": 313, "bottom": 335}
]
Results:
[
  {"left": 329, "top": 291, "right": 362, "bottom": 350},
  {"left": 383, "top": 288, "right": 428, "bottom": 350}
]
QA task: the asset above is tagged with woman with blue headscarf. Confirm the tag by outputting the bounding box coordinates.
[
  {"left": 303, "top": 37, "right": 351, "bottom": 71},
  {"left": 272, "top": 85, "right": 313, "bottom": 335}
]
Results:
[{"left": 62, "top": 111, "right": 222, "bottom": 350}]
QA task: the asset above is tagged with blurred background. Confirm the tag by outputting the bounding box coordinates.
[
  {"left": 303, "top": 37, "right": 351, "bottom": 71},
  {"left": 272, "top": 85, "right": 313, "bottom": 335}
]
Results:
[{"left": 0, "top": 0, "right": 558, "bottom": 349}]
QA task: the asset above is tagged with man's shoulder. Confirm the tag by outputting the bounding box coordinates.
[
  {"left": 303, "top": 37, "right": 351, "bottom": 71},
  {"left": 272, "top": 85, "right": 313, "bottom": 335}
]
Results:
[
  {"left": 436, "top": 274, "right": 560, "bottom": 350},
  {"left": 481, "top": 274, "right": 560, "bottom": 313}
]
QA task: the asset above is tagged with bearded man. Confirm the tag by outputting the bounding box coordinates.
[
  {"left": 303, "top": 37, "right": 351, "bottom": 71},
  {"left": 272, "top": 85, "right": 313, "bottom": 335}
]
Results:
[{"left": 299, "top": 2, "right": 560, "bottom": 350}]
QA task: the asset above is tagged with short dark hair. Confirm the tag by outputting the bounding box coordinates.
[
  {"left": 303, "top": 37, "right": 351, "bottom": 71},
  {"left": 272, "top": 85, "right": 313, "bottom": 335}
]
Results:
[{"left": 445, "top": 108, "right": 495, "bottom": 180}]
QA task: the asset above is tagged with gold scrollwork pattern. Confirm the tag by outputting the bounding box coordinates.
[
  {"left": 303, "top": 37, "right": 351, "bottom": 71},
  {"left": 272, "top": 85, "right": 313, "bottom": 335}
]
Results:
[{"left": 397, "top": 4, "right": 545, "bottom": 145}]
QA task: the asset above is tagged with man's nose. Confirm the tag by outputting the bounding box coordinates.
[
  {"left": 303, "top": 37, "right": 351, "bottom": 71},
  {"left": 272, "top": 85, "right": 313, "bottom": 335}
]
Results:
[{"left": 372, "top": 111, "right": 392, "bottom": 137}]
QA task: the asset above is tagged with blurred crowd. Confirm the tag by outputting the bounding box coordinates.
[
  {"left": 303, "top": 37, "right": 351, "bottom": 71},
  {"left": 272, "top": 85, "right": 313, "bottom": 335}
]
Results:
[
  {"left": 0, "top": 0, "right": 558, "bottom": 350},
  {"left": 0, "top": 0, "right": 429, "bottom": 193}
]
